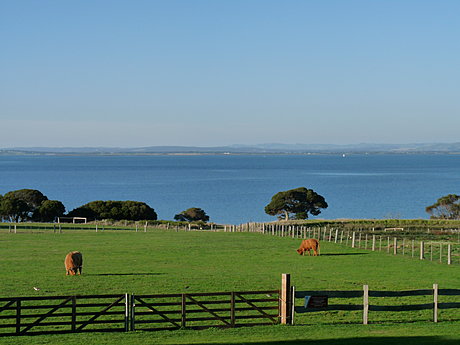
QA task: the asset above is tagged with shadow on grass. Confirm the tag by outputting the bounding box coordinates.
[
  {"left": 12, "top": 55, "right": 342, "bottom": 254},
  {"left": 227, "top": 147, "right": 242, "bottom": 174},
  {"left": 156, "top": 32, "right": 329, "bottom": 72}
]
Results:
[
  {"left": 318, "top": 253, "right": 369, "bottom": 256},
  {"left": 87, "top": 273, "right": 165, "bottom": 276},
  {"left": 168, "top": 336, "right": 457, "bottom": 345}
]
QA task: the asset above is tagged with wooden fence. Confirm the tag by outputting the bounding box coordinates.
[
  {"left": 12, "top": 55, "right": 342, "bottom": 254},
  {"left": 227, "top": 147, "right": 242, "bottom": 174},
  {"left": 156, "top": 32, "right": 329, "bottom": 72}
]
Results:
[
  {"left": 240, "top": 224, "right": 460, "bottom": 265},
  {"left": 292, "top": 283, "right": 460, "bottom": 325},
  {"left": 0, "top": 222, "right": 226, "bottom": 233},
  {"left": 0, "top": 290, "right": 280, "bottom": 336}
]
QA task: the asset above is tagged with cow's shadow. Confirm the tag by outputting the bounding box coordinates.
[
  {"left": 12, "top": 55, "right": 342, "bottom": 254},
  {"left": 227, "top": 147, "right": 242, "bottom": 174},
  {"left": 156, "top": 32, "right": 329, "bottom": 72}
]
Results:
[
  {"left": 87, "top": 273, "right": 165, "bottom": 276},
  {"left": 318, "top": 253, "right": 369, "bottom": 256}
]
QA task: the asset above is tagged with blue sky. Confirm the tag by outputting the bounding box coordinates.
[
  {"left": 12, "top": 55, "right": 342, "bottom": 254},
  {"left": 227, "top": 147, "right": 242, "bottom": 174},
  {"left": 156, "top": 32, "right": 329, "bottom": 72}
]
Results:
[{"left": 1, "top": 0, "right": 459, "bottom": 147}]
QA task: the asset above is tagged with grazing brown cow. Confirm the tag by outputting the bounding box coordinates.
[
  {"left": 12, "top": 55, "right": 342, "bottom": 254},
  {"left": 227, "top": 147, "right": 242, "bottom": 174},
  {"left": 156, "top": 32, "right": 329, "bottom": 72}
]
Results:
[
  {"left": 65, "top": 251, "right": 83, "bottom": 275},
  {"left": 296, "top": 239, "right": 320, "bottom": 256}
]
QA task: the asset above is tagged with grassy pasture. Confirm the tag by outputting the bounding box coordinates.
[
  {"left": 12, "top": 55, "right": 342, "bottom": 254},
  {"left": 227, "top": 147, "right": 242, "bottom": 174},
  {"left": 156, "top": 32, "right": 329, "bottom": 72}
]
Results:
[{"left": 0, "top": 229, "right": 459, "bottom": 344}]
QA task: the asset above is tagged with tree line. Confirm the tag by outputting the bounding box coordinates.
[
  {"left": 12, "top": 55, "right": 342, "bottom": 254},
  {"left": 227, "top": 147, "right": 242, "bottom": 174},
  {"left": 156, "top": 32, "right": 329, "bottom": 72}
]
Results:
[
  {"left": 1, "top": 188, "right": 458, "bottom": 223},
  {"left": 0, "top": 189, "right": 209, "bottom": 223}
]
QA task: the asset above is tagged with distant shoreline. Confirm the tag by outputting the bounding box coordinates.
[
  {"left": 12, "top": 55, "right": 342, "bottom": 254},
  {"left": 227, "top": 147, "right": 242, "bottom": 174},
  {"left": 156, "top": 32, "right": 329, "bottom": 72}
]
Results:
[
  {"left": 1, "top": 150, "right": 460, "bottom": 157},
  {"left": 2, "top": 143, "right": 460, "bottom": 156}
]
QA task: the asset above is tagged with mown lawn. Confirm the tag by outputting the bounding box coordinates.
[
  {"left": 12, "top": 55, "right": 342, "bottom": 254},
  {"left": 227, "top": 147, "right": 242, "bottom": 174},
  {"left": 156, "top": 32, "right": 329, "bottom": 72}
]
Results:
[{"left": 0, "top": 229, "right": 459, "bottom": 344}]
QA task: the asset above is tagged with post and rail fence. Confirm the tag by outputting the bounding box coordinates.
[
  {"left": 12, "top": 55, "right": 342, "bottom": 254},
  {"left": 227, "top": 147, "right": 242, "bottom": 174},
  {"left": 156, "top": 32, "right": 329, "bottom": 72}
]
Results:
[
  {"left": 285, "top": 274, "right": 460, "bottom": 325},
  {"left": 2, "top": 222, "right": 459, "bottom": 265},
  {"left": 231, "top": 223, "right": 460, "bottom": 266},
  {"left": 1, "top": 274, "right": 459, "bottom": 336}
]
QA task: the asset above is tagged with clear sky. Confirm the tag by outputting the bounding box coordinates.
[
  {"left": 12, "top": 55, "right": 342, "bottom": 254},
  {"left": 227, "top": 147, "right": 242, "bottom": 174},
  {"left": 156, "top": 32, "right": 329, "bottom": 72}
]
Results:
[{"left": 1, "top": 0, "right": 459, "bottom": 148}]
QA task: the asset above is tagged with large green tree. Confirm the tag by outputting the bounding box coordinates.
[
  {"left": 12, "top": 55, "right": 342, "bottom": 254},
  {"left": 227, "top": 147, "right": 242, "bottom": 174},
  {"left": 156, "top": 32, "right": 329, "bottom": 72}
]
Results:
[
  {"left": 426, "top": 194, "right": 460, "bottom": 219},
  {"left": 264, "top": 187, "right": 328, "bottom": 220},
  {"left": 174, "top": 207, "right": 209, "bottom": 222},
  {"left": 1, "top": 189, "right": 48, "bottom": 222},
  {"left": 68, "top": 200, "right": 157, "bottom": 221}
]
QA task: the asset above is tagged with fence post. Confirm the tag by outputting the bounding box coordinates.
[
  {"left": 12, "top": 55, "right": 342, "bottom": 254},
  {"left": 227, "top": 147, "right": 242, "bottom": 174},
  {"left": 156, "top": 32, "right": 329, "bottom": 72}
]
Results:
[
  {"left": 16, "top": 299, "right": 21, "bottom": 334},
  {"left": 230, "top": 292, "right": 236, "bottom": 327},
  {"left": 335, "top": 229, "right": 338, "bottom": 243},
  {"left": 72, "top": 296, "right": 77, "bottom": 332},
  {"left": 125, "top": 293, "right": 129, "bottom": 332},
  {"left": 352, "top": 232, "right": 356, "bottom": 248},
  {"left": 363, "top": 285, "right": 369, "bottom": 325},
  {"left": 420, "top": 241, "right": 425, "bottom": 260},
  {"left": 440, "top": 244, "right": 443, "bottom": 263},
  {"left": 131, "top": 294, "right": 135, "bottom": 331},
  {"left": 372, "top": 235, "right": 376, "bottom": 251},
  {"left": 433, "top": 284, "right": 438, "bottom": 323},
  {"left": 181, "top": 294, "right": 187, "bottom": 328},
  {"left": 291, "top": 285, "right": 296, "bottom": 325},
  {"left": 448, "top": 244, "right": 452, "bottom": 265},
  {"left": 281, "top": 273, "right": 291, "bottom": 325},
  {"left": 394, "top": 238, "right": 397, "bottom": 255}
]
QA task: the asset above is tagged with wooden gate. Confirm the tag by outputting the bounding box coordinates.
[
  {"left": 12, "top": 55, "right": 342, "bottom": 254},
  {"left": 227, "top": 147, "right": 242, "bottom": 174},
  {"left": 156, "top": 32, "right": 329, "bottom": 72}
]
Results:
[
  {"left": 131, "top": 290, "right": 280, "bottom": 331},
  {"left": 0, "top": 294, "right": 128, "bottom": 336}
]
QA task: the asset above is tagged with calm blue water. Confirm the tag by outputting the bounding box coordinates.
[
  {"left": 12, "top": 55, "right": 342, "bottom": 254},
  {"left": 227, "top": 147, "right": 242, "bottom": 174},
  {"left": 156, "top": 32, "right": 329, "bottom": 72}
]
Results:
[{"left": 0, "top": 154, "right": 459, "bottom": 224}]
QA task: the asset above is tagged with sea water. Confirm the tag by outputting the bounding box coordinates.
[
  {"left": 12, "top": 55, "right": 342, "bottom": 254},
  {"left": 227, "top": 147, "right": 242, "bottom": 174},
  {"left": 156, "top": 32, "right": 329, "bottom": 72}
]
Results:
[{"left": 0, "top": 154, "right": 459, "bottom": 224}]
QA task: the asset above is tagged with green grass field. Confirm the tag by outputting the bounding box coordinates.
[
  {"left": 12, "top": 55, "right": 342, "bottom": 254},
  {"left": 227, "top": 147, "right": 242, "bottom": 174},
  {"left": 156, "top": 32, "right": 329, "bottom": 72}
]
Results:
[{"left": 1, "top": 229, "right": 459, "bottom": 344}]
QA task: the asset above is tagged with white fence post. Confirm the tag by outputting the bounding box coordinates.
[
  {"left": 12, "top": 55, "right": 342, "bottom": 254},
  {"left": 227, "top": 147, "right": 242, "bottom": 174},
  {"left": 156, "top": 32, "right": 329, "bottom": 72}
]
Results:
[
  {"left": 363, "top": 285, "right": 369, "bottom": 325},
  {"left": 433, "top": 283, "right": 438, "bottom": 323}
]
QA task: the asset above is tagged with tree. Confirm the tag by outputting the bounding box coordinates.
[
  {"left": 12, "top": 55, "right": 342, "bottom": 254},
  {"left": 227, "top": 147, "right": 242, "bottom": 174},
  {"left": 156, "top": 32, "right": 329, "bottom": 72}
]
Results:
[
  {"left": 264, "top": 187, "right": 328, "bottom": 220},
  {"left": 0, "top": 195, "right": 30, "bottom": 222},
  {"left": 174, "top": 207, "right": 209, "bottom": 222},
  {"left": 2, "top": 189, "right": 48, "bottom": 221},
  {"left": 426, "top": 194, "right": 460, "bottom": 219},
  {"left": 37, "top": 200, "right": 66, "bottom": 222},
  {"left": 68, "top": 200, "right": 157, "bottom": 221}
]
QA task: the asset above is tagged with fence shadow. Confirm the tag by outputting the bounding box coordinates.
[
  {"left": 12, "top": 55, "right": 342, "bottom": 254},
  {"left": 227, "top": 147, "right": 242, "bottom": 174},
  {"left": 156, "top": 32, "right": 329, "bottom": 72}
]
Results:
[{"left": 168, "top": 336, "right": 458, "bottom": 345}]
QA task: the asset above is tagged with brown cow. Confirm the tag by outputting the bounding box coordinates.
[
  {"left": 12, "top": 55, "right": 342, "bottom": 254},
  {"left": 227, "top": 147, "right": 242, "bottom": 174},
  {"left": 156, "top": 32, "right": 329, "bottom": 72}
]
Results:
[
  {"left": 296, "top": 239, "right": 320, "bottom": 256},
  {"left": 65, "top": 251, "right": 83, "bottom": 275}
]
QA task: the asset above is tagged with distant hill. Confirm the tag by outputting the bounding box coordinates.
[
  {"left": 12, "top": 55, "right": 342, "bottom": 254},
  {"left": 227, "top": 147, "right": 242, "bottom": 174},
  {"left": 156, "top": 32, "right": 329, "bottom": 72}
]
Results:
[{"left": 2, "top": 143, "right": 460, "bottom": 155}]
